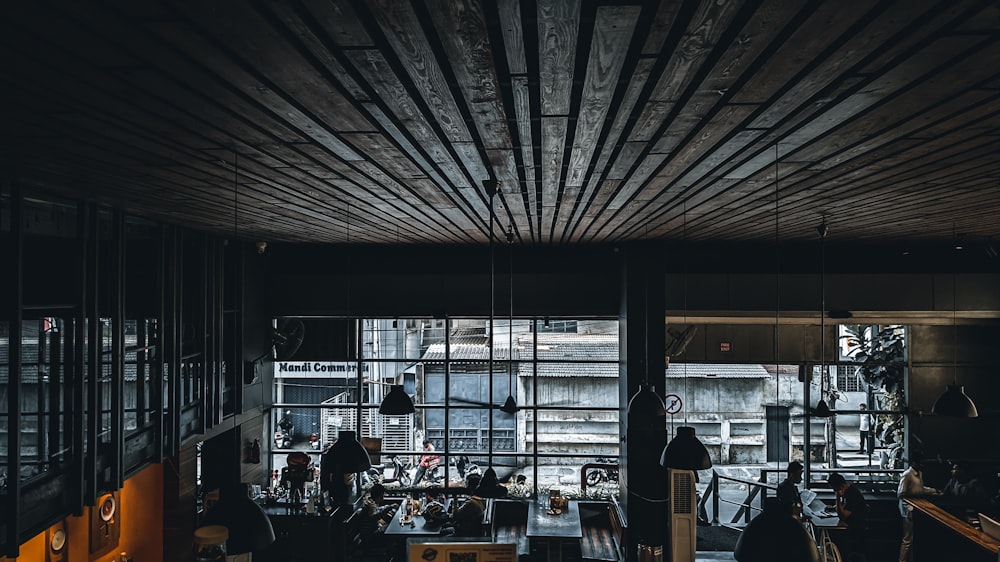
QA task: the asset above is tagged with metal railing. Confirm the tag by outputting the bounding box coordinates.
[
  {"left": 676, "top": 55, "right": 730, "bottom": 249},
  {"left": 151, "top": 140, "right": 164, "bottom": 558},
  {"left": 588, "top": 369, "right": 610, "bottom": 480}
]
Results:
[{"left": 699, "top": 467, "right": 904, "bottom": 526}]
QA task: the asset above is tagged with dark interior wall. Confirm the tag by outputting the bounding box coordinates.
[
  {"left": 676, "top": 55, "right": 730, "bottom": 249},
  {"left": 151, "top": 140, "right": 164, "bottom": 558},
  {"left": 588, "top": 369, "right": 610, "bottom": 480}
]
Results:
[
  {"left": 262, "top": 243, "right": 624, "bottom": 317},
  {"left": 908, "top": 324, "right": 1000, "bottom": 462}
]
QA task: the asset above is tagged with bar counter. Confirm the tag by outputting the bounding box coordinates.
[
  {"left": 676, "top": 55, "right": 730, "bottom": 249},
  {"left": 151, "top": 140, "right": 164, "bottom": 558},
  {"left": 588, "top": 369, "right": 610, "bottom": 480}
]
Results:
[{"left": 905, "top": 498, "right": 1000, "bottom": 560}]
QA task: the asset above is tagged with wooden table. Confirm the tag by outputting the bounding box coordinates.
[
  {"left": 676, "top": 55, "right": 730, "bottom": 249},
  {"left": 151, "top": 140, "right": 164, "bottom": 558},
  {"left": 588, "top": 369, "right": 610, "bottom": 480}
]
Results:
[
  {"left": 527, "top": 499, "right": 582, "bottom": 561},
  {"left": 906, "top": 498, "right": 1000, "bottom": 561}
]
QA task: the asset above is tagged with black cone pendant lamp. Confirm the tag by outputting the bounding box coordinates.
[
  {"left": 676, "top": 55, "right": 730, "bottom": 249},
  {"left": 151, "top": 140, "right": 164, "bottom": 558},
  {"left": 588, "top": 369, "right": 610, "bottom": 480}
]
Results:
[
  {"left": 661, "top": 426, "right": 712, "bottom": 470},
  {"left": 660, "top": 203, "right": 710, "bottom": 471},
  {"left": 932, "top": 384, "right": 978, "bottom": 417},
  {"left": 627, "top": 269, "right": 666, "bottom": 418},
  {"left": 628, "top": 383, "right": 666, "bottom": 417},
  {"left": 325, "top": 430, "right": 371, "bottom": 473},
  {"left": 932, "top": 246, "right": 979, "bottom": 418},
  {"left": 501, "top": 226, "right": 519, "bottom": 415},
  {"left": 379, "top": 384, "right": 415, "bottom": 415},
  {"left": 812, "top": 221, "right": 833, "bottom": 418}
]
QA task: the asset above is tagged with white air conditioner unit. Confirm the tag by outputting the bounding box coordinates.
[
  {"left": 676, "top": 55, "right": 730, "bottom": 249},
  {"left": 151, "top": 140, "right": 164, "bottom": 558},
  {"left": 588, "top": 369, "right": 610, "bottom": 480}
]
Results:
[{"left": 669, "top": 468, "right": 697, "bottom": 562}]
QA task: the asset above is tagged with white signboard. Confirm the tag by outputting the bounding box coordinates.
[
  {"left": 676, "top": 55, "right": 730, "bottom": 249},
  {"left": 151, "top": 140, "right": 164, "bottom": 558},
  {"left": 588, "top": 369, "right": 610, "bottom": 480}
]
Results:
[{"left": 273, "top": 361, "right": 369, "bottom": 379}]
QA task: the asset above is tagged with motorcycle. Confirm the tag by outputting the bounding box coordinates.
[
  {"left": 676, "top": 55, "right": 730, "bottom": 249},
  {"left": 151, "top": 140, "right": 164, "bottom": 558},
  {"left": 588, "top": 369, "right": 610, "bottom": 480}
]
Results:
[
  {"left": 361, "top": 455, "right": 413, "bottom": 488},
  {"left": 309, "top": 423, "right": 320, "bottom": 450},
  {"left": 455, "top": 455, "right": 481, "bottom": 484},
  {"left": 274, "top": 410, "right": 293, "bottom": 449},
  {"left": 586, "top": 456, "right": 619, "bottom": 486},
  {"left": 273, "top": 429, "right": 292, "bottom": 449}
]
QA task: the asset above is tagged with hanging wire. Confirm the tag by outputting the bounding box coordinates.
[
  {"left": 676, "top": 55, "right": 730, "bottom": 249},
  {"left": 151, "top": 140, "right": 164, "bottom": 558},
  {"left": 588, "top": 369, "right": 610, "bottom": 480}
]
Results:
[
  {"left": 233, "top": 153, "right": 238, "bottom": 242},
  {"left": 487, "top": 182, "right": 496, "bottom": 467},
  {"left": 682, "top": 200, "right": 688, "bottom": 428},
  {"left": 774, "top": 144, "right": 780, "bottom": 424},
  {"left": 508, "top": 223, "right": 515, "bottom": 404}
]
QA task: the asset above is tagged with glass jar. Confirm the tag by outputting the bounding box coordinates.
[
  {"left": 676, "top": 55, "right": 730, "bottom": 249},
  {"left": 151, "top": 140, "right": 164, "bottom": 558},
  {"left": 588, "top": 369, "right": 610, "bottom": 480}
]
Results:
[{"left": 193, "top": 525, "right": 228, "bottom": 562}]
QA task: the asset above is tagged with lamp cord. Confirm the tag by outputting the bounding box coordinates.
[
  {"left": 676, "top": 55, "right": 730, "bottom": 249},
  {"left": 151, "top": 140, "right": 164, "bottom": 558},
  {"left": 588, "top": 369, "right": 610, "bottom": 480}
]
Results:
[
  {"left": 508, "top": 224, "right": 514, "bottom": 398},
  {"left": 820, "top": 222, "right": 826, "bottom": 402},
  {"left": 682, "top": 200, "right": 688, "bottom": 426},
  {"left": 488, "top": 184, "right": 496, "bottom": 467}
]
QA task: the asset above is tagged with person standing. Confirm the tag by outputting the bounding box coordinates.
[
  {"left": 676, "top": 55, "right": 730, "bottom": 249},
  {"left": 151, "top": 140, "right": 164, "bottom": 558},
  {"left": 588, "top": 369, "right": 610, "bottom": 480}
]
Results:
[
  {"left": 858, "top": 403, "right": 873, "bottom": 454},
  {"left": 776, "top": 461, "right": 805, "bottom": 519},
  {"left": 829, "top": 472, "right": 870, "bottom": 562},
  {"left": 896, "top": 454, "right": 939, "bottom": 562}
]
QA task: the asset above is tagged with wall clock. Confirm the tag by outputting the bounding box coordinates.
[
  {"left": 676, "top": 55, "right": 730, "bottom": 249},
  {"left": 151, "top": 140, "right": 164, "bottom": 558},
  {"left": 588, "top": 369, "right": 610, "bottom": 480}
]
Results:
[
  {"left": 89, "top": 491, "right": 121, "bottom": 556},
  {"left": 45, "top": 521, "right": 68, "bottom": 562}
]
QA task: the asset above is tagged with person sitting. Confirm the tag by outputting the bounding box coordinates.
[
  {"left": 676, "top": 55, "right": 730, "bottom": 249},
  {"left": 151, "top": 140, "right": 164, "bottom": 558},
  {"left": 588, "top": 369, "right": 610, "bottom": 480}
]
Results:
[
  {"left": 474, "top": 467, "right": 509, "bottom": 498},
  {"left": 829, "top": 472, "right": 870, "bottom": 562},
  {"left": 357, "top": 483, "right": 397, "bottom": 543},
  {"left": 943, "top": 462, "right": 988, "bottom": 505},
  {"left": 413, "top": 440, "right": 441, "bottom": 486},
  {"left": 776, "top": 461, "right": 804, "bottom": 519},
  {"left": 450, "top": 493, "right": 487, "bottom": 537}
]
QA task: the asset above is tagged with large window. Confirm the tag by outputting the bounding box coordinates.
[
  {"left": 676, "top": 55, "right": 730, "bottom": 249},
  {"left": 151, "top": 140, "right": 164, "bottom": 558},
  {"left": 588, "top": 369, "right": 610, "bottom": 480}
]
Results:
[{"left": 270, "top": 317, "right": 620, "bottom": 499}]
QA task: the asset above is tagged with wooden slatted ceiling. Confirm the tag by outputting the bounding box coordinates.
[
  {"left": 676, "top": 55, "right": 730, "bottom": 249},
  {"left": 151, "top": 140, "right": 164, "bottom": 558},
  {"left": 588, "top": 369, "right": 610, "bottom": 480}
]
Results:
[{"left": 2, "top": 0, "right": 999, "bottom": 247}]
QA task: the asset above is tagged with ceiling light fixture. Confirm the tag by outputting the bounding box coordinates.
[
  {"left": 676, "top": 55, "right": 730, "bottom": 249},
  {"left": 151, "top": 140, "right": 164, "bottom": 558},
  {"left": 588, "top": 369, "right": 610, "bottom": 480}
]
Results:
[
  {"left": 500, "top": 225, "right": 519, "bottom": 415},
  {"left": 201, "top": 483, "right": 275, "bottom": 555},
  {"left": 661, "top": 201, "right": 711, "bottom": 470},
  {"left": 379, "top": 384, "right": 415, "bottom": 415},
  {"left": 487, "top": 179, "right": 497, "bottom": 469},
  {"left": 812, "top": 221, "right": 833, "bottom": 418},
  {"left": 932, "top": 238, "right": 978, "bottom": 417}
]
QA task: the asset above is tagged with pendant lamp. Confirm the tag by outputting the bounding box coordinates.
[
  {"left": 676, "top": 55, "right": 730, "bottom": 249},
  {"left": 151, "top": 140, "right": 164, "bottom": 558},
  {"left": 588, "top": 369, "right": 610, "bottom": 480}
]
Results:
[
  {"left": 812, "top": 221, "right": 833, "bottom": 418},
  {"left": 627, "top": 274, "right": 666, "bottom": 418},
  {"left": 201, "top": 483, "right": 276, "bottom": 554},
  {"left": 628, "top": 383, "right": 666, "bottom": 417},
  {"left": 734, "top": 498, "right": 819, "bottom": 562},
  {"left": 660, "top": 202, "right": 709, "bottom": 470},
  {"left": 501, "top": 226, "right": 519, "bottom": 414},
  {"left": 932, "top": 251, "right": 979, "bottom": 417},
  {"left": 660, "top": 426, "right": 712, "bottom": 470},
  {"left": 379, "top": 384, "right": 415, "bottom": 415},
  {"left": 323, "top": 430, "right": 371, "bottom": 473}
]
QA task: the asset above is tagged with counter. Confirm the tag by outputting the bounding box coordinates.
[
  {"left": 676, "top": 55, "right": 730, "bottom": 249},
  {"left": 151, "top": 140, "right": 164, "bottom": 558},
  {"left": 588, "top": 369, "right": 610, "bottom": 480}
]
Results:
[{"left": 905, "top": 498, "right": 1000, "bottom": 561}]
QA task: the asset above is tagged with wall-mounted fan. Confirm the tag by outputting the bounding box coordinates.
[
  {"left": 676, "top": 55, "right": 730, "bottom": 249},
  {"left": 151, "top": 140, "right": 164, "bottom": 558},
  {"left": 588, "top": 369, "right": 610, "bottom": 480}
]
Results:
[
  {"left": 453, "top": 395, "right": 521, "bottom": 415},
  {"left": 665, "top": 325, "right": 697, "bottom": 362},
  {"left": 273, "top": 317, "right": 305, "bottom": 361}
]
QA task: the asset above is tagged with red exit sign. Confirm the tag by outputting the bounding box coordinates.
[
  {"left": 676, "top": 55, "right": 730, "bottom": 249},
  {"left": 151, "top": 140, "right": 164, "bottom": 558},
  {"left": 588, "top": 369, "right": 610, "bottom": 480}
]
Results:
[{"left": 719, "top": 342, "right": 732, "bottom": 352}]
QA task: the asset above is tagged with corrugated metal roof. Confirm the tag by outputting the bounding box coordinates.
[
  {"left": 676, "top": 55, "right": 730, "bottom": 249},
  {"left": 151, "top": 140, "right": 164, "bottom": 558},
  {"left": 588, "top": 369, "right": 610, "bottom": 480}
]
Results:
[
  {"left": 422, "top": 332, "right": 619, "bottom": 363},
  {"left": 528, "top": 363, "right": 618, "bottom": 378},
  {"left": 665, "top": 363, "right": 770, "bottom": 379}
]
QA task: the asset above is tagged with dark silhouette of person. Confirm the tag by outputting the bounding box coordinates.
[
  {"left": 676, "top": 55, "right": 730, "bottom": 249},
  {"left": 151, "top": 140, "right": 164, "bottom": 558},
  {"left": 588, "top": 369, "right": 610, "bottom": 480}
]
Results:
[
  {"left": 829, "top": 472, "right": 870, "bottom": 562},
  {"left": 776, "top": 461, "right": 805, "bottom": 518}
]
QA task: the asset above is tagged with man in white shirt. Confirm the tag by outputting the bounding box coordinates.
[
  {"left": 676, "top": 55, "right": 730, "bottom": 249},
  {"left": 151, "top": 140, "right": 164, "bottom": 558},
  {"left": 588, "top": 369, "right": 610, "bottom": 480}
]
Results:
[
  {"left": 897, "top": 453, "right": 940, "bottom": 562},
  {"left": 858, "top": 403, "right": 873, "bottom": 454}
]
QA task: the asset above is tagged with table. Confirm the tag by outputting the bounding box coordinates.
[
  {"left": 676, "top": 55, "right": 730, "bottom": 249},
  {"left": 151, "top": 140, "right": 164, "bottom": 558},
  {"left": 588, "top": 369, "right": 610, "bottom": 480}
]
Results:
[
  {"left": 383, "top": 503, "right": 447, "bottom": 537},
  {"left": 527, "top": 499, "right": 582, "bottom": 561},
  {"left": 809, "top": 514, "right": 846, "bottom": 562},
  {"left": 906, "top": 498, "right": 1000, "bottom": 561}
]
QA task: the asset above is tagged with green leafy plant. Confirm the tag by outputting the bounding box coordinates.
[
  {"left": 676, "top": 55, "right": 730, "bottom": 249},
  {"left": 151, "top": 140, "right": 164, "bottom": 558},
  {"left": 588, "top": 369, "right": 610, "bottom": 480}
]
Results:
[{"left": 841, "top": 324, "right": 906, "bottom": 468}]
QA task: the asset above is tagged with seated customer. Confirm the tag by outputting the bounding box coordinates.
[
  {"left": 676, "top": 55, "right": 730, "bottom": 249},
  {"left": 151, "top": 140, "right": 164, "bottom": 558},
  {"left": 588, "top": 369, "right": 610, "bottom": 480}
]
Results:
[
  {"left": 357, "top": 483, "right": 398, "bottom": 542},
  {"left": 943, "top": 462, "right": 989, "bottom": 505},
  {"left": 829, "top": 472, "right": 870, "bottom": 562},
  {"left": 451, "top": 493, "right": 487, "bottom": 537},
  {"left": 776, "top": 461, "right": 804, "bottom": 519}
]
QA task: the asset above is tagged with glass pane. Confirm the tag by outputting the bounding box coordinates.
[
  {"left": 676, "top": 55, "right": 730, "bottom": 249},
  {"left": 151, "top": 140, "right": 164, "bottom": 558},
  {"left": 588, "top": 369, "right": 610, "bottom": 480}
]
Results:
[{"left": 19, "top": 316, "right": 73, "bottom": 481}]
